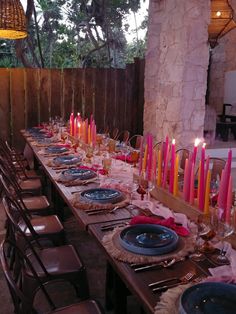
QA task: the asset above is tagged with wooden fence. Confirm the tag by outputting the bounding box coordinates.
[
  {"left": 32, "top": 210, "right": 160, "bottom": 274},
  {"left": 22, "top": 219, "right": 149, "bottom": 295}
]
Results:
[{"left": 0, "top": 59, "right": 144, "bottom": 149}]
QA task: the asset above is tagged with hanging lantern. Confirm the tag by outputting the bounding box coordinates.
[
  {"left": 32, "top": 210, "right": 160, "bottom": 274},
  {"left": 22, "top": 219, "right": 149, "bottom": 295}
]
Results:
[{"left": 0, "top": 0, "right": 27, "bottom": 40}]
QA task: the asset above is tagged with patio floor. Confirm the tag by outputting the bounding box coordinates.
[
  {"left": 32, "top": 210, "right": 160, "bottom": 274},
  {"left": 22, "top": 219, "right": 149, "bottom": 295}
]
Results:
[{"left": 0, "top": 203, "right": 141, "bottom": 314}]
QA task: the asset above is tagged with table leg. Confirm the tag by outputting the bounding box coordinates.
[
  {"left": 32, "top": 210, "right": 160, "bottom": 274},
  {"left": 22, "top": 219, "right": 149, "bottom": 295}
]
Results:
[{"left": 105, "top": 262, "right": 128, "bottom": 314}]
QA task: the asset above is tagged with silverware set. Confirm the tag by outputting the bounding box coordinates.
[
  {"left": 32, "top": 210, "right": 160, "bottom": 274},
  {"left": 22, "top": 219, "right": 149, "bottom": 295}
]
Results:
[
  {"left": 130, "top": 257, "right": 185, "bottom": 272},
  {"left": 84, "top": 205, "right": 124, "bottom": 216},
  {"left": 100, "top": 221, "right": 129, "bottom": 231},
  {"left": 149, "top": 271, "right": 196, "bottom": 292}
]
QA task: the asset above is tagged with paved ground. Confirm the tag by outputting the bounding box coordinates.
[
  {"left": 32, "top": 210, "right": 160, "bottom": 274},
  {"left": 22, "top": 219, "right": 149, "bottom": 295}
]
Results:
[{"left": 0, "top": 202, "right": 141, "bottom": 314}]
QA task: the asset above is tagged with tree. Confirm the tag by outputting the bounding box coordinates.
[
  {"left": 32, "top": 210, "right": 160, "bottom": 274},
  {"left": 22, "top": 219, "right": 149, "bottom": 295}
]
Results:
[{"left": 0, "top": 0, "right": 148, "bottom": 68}]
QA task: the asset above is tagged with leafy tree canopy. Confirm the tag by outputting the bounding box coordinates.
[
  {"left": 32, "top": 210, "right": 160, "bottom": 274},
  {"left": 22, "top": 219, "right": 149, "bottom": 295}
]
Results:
[{"left": 0, "top": 0, "right": 148, "bottom": 68}]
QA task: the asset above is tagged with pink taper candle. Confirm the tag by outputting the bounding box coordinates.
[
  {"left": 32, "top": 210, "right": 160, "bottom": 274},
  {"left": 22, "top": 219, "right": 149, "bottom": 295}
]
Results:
[
  {"left": 226, "top": 175, "right": 232, "bottom": 223},
  {"left": 169, "top": 139, "right": 175, "bottom": 193},
  {"left": 138, "top": 136, "right": 144, "bottom": 176},
  {"left": 189, "top": 162, "right": 195, "bottom": 205},
  {"left": 147, "top": 134, "right": 153, "bottom": 180},
  {"left": 192, "top": 138, "right": 200, "bottom": 165},
  {"left": 199, "top": 143, "right": 206, "bottom": 211},
  {"left": 218, "top": 149, "right": 232, "bottom": 214},
  {"left": 183, "top": 158, "right": 188, "bottom": 201},
  {"left": 70, "top": 112, "right": 74, "bottom": 136},
  {"left": 162, "top": 136, "right": 169, "bottom": 188}
]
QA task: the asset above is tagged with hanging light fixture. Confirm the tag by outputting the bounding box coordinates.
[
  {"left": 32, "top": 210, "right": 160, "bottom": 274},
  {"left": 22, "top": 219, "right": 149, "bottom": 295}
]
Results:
[
  {"left": 209, "top": 0, "right": 236, "bottom": 48},
  {"left": 0, "top": 0, "right": 27, "bottom": 39}
]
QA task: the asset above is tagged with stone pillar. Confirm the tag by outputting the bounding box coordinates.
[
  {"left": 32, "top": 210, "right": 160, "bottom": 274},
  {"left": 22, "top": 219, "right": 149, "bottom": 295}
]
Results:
[{"left": 144, "top": 0, "right": 210, "bottom": 149}]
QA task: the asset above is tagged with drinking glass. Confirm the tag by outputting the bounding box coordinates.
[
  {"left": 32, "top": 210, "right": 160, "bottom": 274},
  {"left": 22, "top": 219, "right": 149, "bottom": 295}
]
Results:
[
  {"left": 198, "top": 213, "right": 216, "bottom": 253},
  {"left": 130, "top": 150, "right": 139, "bottom": 167},
  {"left": 61, "top": 132, "right": 67, "bottom": 143},
  {"left": 212, "top": 207, "right": 234, "bottom": 265},
  {"left": 137, "top": 172, "right": 147, "bottom": 200},
  {"left": 189, "top": 222, "right": 206, "bottom": 262},
  {"left": 210, "top": 178, "right": 219, "bottom": 208},
  {"left": 86, "top": 145, "right": 94, "bottom": 164},
  {"left": 102, "top": 156, "right": 112, "bottom": 176}
]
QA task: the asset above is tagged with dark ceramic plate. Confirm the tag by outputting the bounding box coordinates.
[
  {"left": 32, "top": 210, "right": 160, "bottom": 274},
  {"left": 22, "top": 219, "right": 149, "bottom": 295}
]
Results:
[
  {"left": 119, "top": 224, "right": 179, "bottom": 256},
  {"left": 53, "top": 155, "right": 81, "bottom": 165},
  {"left": 37, "top": 138, "right": 52, "bottom": 144},
  {"left": 80, "top": 188, "right": 124, "bottom": 204},
  {"left": 179, "top": 282, "right": 236, "bottom": 314},
  {"left": 46, "top": 146, "right": 69, "bottom": 154},
  {"left": 62, "top": 168, "right": 96, "bottom": 180},
  {"left": 27, "top": 127, "right": 42, "bottom": 133}
]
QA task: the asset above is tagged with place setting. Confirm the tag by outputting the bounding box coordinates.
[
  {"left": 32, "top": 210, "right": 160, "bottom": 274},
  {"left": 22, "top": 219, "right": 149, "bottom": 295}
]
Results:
[
  {"left": 101, "top": 207, "right": 196, "bottom": 265},
  {"left": 154, "top": 275, "right": 236, "bottom": 314},
  {"left": 71, "top": 186, "right": 130, "bottom": 215},
  {"left": 57, "top": 167, "right": 98, "bottom": 187}
]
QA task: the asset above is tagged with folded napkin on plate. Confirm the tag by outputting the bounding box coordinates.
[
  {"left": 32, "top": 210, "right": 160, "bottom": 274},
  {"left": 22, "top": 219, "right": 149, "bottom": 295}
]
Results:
[
  {"left": 130, "top": 216, "right": 190, "bottom": 237},
  {"left": 56, "top": 143, "right": 71, "bottom": 148},
  {"left": 100, "top": 181, "right": 132, "bottom": 195},
  {"left": 131, "top": 200, "right": 189, "bottom": 229},
  {"left": 115, "top": 155, "right": 134, "bottom": 163},
  {"left": 79, "top": 165, "right": 106, "bottom": 176}
]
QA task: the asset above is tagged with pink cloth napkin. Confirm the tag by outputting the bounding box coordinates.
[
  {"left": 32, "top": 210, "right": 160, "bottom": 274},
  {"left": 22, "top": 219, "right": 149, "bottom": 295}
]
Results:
[
  {"left": 57, "top": 143, "right": 71, "bottom": 148},
  {"left": 130, "top": 216, "right": 190, "bottom": 237},
  {"left": 78, "top": 165, "right": 106, "bottom": 176},
  {"left": 115, "top": 155, "right": 134, "bottom": 163}
]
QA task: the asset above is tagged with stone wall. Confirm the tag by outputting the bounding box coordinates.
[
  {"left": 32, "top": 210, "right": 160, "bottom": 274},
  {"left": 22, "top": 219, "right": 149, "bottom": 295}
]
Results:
[{"left": 144, "top": 0, "right": 210, "bottom": 149}]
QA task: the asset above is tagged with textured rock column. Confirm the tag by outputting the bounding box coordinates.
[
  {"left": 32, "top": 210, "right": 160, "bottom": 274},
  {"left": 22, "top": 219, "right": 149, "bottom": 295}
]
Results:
[{"left": 144, "top": 0, "right": 210, "bottom": 148}]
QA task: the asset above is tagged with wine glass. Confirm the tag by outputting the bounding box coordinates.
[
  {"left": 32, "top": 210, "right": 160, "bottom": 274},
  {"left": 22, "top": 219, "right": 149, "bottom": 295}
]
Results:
[
  {"left": 189, "top": 222, "right": 206, "bottom": 262},
  {"left": 96, "top": 134, "right": 103, "bottom": 155},
  {"left": 210, "top": 177, "right": 219, "bottom": 208},
  {"left": 86, "top": 145, "right": 94, "bottom": 164},
  {"left": 198, "top": 213, "right": 216, "bottom": 253},
  {"left": 137, "top": 172, "right": 147, "bottom": 200},
  {"left": 102, "top": 156, "right": 112, "bottom": 176},
  {"left": 211, "top": 207, "right": 234, "bottom": 265},
  {"left": 147, "top": 175, "right": 155, "bottom": 201},
  {"left": 61, "top": 132, "right": 67, "bottom": 143},
  {"left": 130, "top": 149, "right": 139, "bottom": 167}
]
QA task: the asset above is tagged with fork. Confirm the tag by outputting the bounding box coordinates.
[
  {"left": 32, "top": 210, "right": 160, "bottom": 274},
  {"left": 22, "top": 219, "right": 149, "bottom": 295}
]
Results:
[
  {"left": 133, "top": 257, "right": 185, "bottom": 272},
  {"left": 87, "top": 206, "right": 122, "bottom": 216},
  {"left": 150, "top": 271, "right": 195, "bottom": 292},
  {"left": 85, "top": 205, "right": 122, "bottom": 214}
]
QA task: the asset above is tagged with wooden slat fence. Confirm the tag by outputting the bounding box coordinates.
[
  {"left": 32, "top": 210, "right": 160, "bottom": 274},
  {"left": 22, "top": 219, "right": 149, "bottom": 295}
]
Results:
[{"left": 0, "top": 59, "right": 144, "bottom": 150}]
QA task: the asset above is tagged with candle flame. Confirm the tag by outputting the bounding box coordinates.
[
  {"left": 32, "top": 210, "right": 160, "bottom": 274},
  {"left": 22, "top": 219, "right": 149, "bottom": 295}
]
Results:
[
  {"left": 202, "top": 142, "right": 206, "bottom": 148},
  {"left": 194, "top": 138, "right": 200, "bottom": 147},
  {"left": 172, "top": 139, "right": 175, "bottom": 145},
  {"left": 77, "top": 112, "right": 80, "bottom": 116},
  {"left": 78, "top": 122, "right": 81, "bottom": 127}
]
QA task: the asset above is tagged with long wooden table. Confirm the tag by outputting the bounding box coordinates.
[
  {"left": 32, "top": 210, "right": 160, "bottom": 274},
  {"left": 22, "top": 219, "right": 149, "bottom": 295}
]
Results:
[{"left": 22, "top": 134, "right": 218, "bottom": 314}]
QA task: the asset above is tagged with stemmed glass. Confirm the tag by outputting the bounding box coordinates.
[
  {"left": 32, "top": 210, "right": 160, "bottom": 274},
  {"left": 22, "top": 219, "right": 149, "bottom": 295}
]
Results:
[
  {"left": 86, "top": 145, "right": 94, "bottom": 164},
  {"left": 198, "top": 213, "right": 216, "bottom": 253},
  {"left": 147, "top": 174, "right": 155, "bottom": 201},
  {"left": 102, "top": 155, "right": 112, "bottom": 176},
  {"left": 189, "top": 216, "right": 206, "bottom": 262},
  {"left": 61, "top": 132, "right": 67, "bottom": 144},
  {"left": 212, "top": 207, "right": 234, "bottom": 265},
  {"left": 130, "top": 149, "right": 139, "bottom": 167},
  {"left": 210, "top": 177, "right": 219, "bottom": 208}
]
